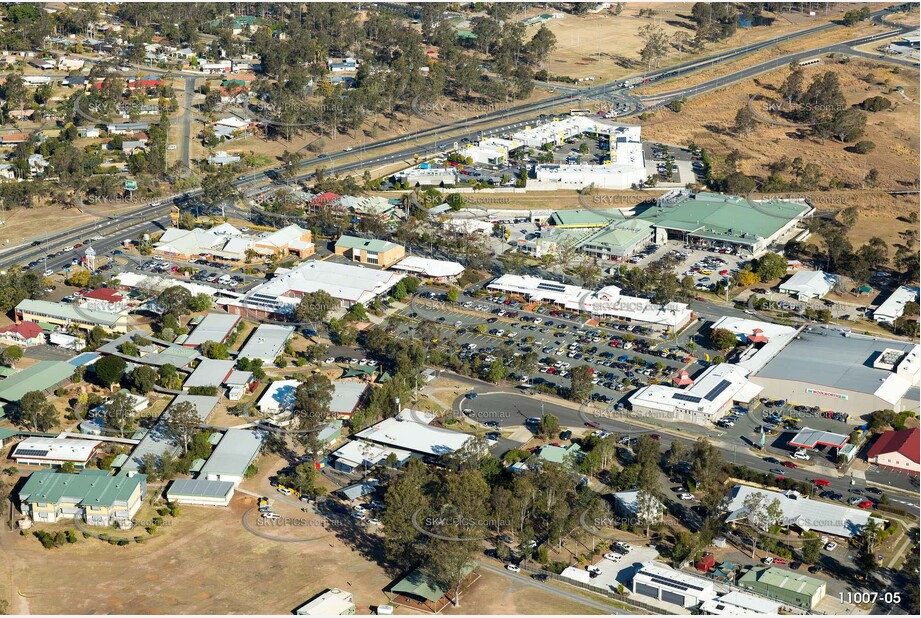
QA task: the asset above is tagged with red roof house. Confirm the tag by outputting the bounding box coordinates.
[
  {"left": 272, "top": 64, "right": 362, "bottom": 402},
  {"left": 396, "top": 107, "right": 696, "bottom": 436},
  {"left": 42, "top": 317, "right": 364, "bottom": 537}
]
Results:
[
  {"left": 310, "top": 192, "right": 340, "bottom": 210},
  {"left": 672, "top": 370, "right": 694, "bottom": 386},
  {"left": 0, "top": 321, "right": 45, "bottom": 346},
  {"left": 866, "top": 428, "right": 920, "bottom": 475}
]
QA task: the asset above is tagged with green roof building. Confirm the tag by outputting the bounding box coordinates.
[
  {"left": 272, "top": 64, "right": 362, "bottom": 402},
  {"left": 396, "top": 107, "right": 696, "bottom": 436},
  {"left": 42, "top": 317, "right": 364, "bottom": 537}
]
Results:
[
  {"left": 580, "top": 219, "right": 655, "bottom": 259},
  {"left": 19, "top": 469, "right": 147, "bottom": 526},
  {"left": 390, "top": 564, "right": 475, "bottom": 611},
  {"left": 547, "top": 209, "right": 618, "bottom": 229},
  {"left": 16, "top": 298, "right": 129, "bottom": 333},
  {"left": 737, "top": 566, "right": 826, "bottom": 610},
  {"left": 0, "top": 360, "right": 76, "bottom": 403},
  {"left": 638, "top": 191, "right": 811, "bottom": 256},
  {"left": 535, "top": 443, "right": 582, "bottom": 466}
]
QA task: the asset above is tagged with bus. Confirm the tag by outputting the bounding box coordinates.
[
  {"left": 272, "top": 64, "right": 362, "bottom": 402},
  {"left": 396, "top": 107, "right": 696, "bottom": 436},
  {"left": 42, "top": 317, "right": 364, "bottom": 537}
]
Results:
[
  {"left": 569, "top": 109, "right": 592, "bottom": 116},
  {"left": 798, "top": 58, "right": 822, "bottom": 67}
]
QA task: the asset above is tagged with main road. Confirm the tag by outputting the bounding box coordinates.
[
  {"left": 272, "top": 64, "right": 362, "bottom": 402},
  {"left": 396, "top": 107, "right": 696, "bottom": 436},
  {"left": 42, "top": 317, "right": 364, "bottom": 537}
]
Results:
[{"left": 0, "top": 5, "right": 913, "bottom": 271}]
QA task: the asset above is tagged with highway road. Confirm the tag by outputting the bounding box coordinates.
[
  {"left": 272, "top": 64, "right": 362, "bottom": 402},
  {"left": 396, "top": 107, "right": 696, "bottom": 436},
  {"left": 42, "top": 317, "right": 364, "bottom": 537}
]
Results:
[{"left": 1, "top": 5, "right": 914, "bottom": 272}]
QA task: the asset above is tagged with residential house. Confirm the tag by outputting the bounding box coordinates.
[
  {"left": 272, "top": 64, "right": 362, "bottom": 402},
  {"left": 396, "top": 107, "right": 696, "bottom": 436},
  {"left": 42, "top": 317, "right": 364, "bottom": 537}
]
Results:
[{"left": 0, "top": 321, "right": 45, "bottom": 346}]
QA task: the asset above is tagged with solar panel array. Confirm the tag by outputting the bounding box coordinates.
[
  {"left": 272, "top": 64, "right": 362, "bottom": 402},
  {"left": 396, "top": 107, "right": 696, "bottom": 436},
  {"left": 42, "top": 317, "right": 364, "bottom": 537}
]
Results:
[
  {"left": 673, "top": 393, "right": 702, "bottom": 403},
  {"left": 537, "top": 282, "right": 567, "bottom": 293},
  {"left": 643, "top": 572, "right": 706, "bottom": 592},
  {"left": 704, "top": 379, "right": 732, "bottom": 401},
  {"left": 15, "top": 448, "right": 50, "bottom": 457}
]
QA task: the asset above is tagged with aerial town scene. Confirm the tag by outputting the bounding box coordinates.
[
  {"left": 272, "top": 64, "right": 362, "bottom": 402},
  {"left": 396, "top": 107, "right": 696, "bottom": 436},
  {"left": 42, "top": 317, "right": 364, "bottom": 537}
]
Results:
[{"left": 0, "top": 1, "right": 917, "bottom": 617}]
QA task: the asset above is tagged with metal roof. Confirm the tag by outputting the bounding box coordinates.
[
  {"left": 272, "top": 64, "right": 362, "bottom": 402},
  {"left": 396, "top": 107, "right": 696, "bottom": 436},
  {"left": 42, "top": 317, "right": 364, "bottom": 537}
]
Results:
[
  {"left": 755, "top": 330, "right": 917, "bottom": 399},
  {"left": 237, "top": 324, "right": 294, "bottom": 362},
  {"left": 330, "top": 381, "right": 367, "bottom": 415},
  {"left": 183, "top": 359, "right": 236, "bottom": 388},
  {"left": 16, "top": 298, "right": 124, "bottom": 327},
  {"left": 19, "top": 469, "right": 145, "bottom": 507},
  {"left": 199, "top": 429, "right": 265, "bottom": 478},
  {"left": 167, "top": 478, "right": 234, "bottom": 499},
  {"left": 335, "top": 234, "right": 401, "bottom": 253},
  {"left": 788, "top": 427, "right": 849, "bottom": 449},
  {"left": 122, "top": 395, "right": 218, "bottom": 471},
  {"left": 183, "top": 313, "right": 240, "bottom": 347},
  {"left": 0, "top": 360, "right": 76, "bottom": 402}
]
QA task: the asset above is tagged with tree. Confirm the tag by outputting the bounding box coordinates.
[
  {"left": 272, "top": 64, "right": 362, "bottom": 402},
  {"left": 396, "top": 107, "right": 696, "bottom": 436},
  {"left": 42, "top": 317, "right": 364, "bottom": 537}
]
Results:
[
  {"left": 293, "top": 374, "right": 333, "bottom": 455},
  {"left": 446, "top": 287, "right": 459, "bottom": 303},
  {"left": 163, "top": 400, "right": 201, "bottom": 455},
  {"left": 709, "top": 328, "right": 738, "bottom": 350},
  {"left": 295, "top": 290, "right": 336, "bottom": 324},
  {"left": 665, "top": 439, "right": 685, "bottom": 472},
  {"left": 830, "top": 108, "right": 867, "bottom": 143},
  {"left": 128, "top": 365, "right": 157, "bottom": 394},
  {"left": 738, "top": 270, "right": 760, "bottom": 287},
  {"left": 0, "top": 345, "right": 23, "bottom": 368},
  {"left": 853, "top": 140, "right": 876, "bottom": 154},
  {"left": 105, "top": 390, "right": 137, "bottom": 437},
  {"left": 157, "top": 286, "right": 192, "bottom": 315},
  {"left": 753, "top": 252, "right": 787, "bottom": 282},
  {"left": 540, "top": 413, "right": 559, "bottom": 439},
  {"left": 201, "top": 340, "right": 229, "bottom": 359},
  {"left": 16, "top": 391, "right": 57, "bottom": 432},
  {"left": 94, "top": 355, "right": 126, "bottom": 390},
  {"left": 568, "top": 364, "right": 594, "bottom": 402},
  {"left": 801, "top": 531, "right": 822, "bottom": 564},
  {"left": 189, "top": 293, "right": 212, "bottom": 311},
  {"left": 733, "top": 105, "right": 756, "bottom": 136}
]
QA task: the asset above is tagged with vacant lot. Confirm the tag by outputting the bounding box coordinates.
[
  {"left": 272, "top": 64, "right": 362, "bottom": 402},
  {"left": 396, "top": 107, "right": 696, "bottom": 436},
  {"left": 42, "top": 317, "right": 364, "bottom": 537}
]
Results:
[
  {"left": 531, "top": 3, "right": 879, "bottom": 83},
  {"left": 636, "top": 57, "right": 919, "bottom": 252}
]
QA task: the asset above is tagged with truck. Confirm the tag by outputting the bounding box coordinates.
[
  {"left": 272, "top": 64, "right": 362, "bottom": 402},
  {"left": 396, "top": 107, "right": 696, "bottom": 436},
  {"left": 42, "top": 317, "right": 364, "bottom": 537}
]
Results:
[{"left": 49, "top": 332, "right": 85, "bottom": 351}]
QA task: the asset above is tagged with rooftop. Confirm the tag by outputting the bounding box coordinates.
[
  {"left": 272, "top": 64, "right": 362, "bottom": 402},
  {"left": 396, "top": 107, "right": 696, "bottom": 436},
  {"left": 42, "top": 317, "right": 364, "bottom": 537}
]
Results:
[
  {"left": 199, "top": 429, "right": 265, "bottom": 478},
  {"left": 738, "top": 566, "right": 825, "bottom": 597},
  {"left": 355, "top": 416, "right": 475, "bottom": 457},
  {"left": 166, "top": 478, "right": 235, "bottom": 499},
  {"left": 390, "top": 256, "right": 464, "bottom": 279},
  {"left": 237, "top": 324, "right": 294, "bottom": 362},
  {"left": 755, "top": 330, "right": 918, "bottom": 404},
  {"left": 16, "top": 298, "right": 126, "bottom": 327},
  {"left": 183, "top": 313, "right": 240, "bottom": 347},
  {"left": 725, "top": 484, "right": 884, "bottom": 539},
  {"left": 0, "top": 360, "right": 76, "bottom": 403},
  {"left": 867, "top": 428, "right": 920, "bottom": 463},
  {"left": 12, "top": 436, "right": 102, "bottom": 462},
  {"left": 335, "top": 235, "right": 402, "bottom": 253},
  {"left": 19, "top": 469, "right": 145, "bottom": 507},
  {"left": 637, "top": 192, "right": 810, "bottom": 245},
  {"left": 183, "top": 359, "right": 236, "bottom": 388}
]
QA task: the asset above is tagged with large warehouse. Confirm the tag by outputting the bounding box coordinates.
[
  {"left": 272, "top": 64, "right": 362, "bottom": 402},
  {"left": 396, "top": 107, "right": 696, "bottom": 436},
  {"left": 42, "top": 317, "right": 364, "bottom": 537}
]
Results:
[
  {"left": 637, "top": 190, "right": 812, "bottom": 257},
  {"left": 751, "top": 330, "right": 920, "bottom": 414}
]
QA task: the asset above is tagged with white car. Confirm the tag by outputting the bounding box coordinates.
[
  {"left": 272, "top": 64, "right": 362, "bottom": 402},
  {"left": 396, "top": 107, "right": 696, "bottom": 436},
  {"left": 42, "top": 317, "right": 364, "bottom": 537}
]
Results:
[
  {"left": 62, "top": 246, "right": 74, "bottom": 252},
  {"left": 614, "top": 542, "right": 632, "bottom": 552},
  {"left": 324, "top": 357, "right": 336, "bottom": 364},
  {"left": 353, "top": 504, "right": 366, "bottom": 513},
  {"left": 587, "top": 565, "right": 602, "bottom": 575},
  {"left": 43, "top": 269, "right": 54, "bottom": 277},
  {"left": 679, "top": 493, "right": 695, "bottom": 501},
  {"left": 505, "top": 564, "right": 521, "bottom": 573},
  {"left": 351, "top": 511, "right": 366, "bottom": 521},
  {"left": 261, "top": 511, "right": 281, "bottom": 521},
  {"left": 792, "top": 450, "right": 811, "bottom": 461},
  {"left": 277, "top": 487, "right": 292, "bottom": 496},
  {"left": 368, "top": 518, "right": 382, "bottom": 526},
  {"left": 762, "top": 556, "right": 774, "bottom": 565},
  {"left": 603, "top": 552, "right": 622, "bottom": 562},
  {"left": 825, "top": 542, "right": 838, "bottom": 551}
]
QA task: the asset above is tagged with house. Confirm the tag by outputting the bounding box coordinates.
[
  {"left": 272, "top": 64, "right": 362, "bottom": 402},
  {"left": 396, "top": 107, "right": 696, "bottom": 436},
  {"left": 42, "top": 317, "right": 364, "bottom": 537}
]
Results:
[
  {"left": 866, "top": 428, "right": 920, "bottom": 475},
  {"left": 200, "top": 60, "right": 233, "bottom": 74},
  {"left": 0, "top": 132, "right": 30, "bottom": 145},
  {"left": 612, "top": 489, "right": 664, "bottom": 524},
  {"left": 198, "top": 428, "right": 265, "bottom": 486},
  {"left": 106, "top": 122, "right": 150, "bottom": 135},
  {"left": 166, "top": 478, "right": 235, "bottom": 506},
  {"left": 779, "top": 269, "right": 836, "bottom": 299},
  {"left": 295, "top": 589, "right": 356, "bottom": 615},
  {"left": 28, "top": 153, "right": 49, "bottom": 177},
  {"left": 127, "top": 75, "right": 162, "bottom": 90},
  {"left": 79, "top": 127, "right": 101, "bottom": 138},
  {"left": 18, "top": 469, "right": 147, "bottom": 526},
  {"left": 0, "top": 163, "right": 15, "bottom": 180},
  {"left": 0, "top": 321, "right": 45, "bottom": 346},
  {"left": 207, "top": 151, "right": 241, "bottom": 166},
  {"left": 121, "top": 140, "right": 147, "bottom": 155},
  {"left": 874, "top": 285, "right": 920, "bottom": 324},
  {"left": 632, "top": 562, "right": 715, "bottom": 608},
  {"left": 737, "top": 566, "right": 826, "bottom": 610},
  {"left": 12, "top": 437, "right": 103, "bottom": 468}
]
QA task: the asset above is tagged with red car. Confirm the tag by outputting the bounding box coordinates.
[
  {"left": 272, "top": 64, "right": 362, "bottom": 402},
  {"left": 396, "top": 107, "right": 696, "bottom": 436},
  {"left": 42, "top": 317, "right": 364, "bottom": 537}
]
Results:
[
  {"left": 585, "top": 421, "right": 601, "bottom": 429},
  {"left": 858, "top": 500, "right": 874, "bottom": 509},
  {"left": 813, "top": 479, "right": 831, "bottom": 487},
  {"left": 782, "top": 461, "right": 798, "bottom": 469},
  {"left": 650, "top": 434, "right": 660, "bottom": 441},
  {"left": 773, "top": 557, "right": 787, "bottom": 565}
]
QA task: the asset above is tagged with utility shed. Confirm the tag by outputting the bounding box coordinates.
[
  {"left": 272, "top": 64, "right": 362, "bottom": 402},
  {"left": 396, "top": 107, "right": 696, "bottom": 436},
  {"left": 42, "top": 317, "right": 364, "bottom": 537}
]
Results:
[
  {"left": 737, "top": 566, "right": 826, "bottom": 610},
  {"left": 166, "top": 478, "right": 235, "bottom": 506}
]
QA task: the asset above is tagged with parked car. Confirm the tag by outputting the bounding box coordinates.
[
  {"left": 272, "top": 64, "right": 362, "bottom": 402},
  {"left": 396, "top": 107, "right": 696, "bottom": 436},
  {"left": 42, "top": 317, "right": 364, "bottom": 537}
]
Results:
[
  {"left": 506, "top": 564, "right": 521, "bottom": 573},
  {"left": 825, "top": 542, "right": 838, "bottom": 551}
]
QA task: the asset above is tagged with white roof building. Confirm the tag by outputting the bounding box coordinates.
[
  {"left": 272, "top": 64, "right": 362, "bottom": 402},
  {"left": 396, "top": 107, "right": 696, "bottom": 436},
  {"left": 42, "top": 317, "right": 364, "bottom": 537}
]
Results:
[
  {"left": 390, "top": 256, "right": 464, "bottom": 281},
  {"left": 709, "top": 316, "right": 799, "bottom": 373},
  {"left": 12, "top": 437, "right": 103, "bottom": 466},
  {"left": 295, "top": 589, "right": 355, "bottom": 615},
  {"left": 628, "top": 363, "right": 761, "bottom": 426},
  {"left": 700, "top": 591, "right": 782, "bottom": 615},
  {"left": 779, "top": 269, "right": 836, "bottom": 299},
  {"left": 112, "top": 272, "right": 218, "bottom": 298},
  {"left": 354, "top": 416, "right": 476, "bottom": 458},
  {"left": 725, "top": 484, "right": 885, "bottom": 539},
  {"left": 224, "top": 260, "right": 404, "bottom": 315},
  {"left": 238, "top": 324, "right": 295, "bottom": 364},
  {"left": 487, "top": 274, "right": 692, "bottom": 330},
  {"left": 330, "top": 439, "right": 412, "bottom": 471},
  {"left": 874, "top": 285, "right": 919, "bottom": 324},
  {"left": 632, "top": 562, "right": 715, "bottom": 608}
]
